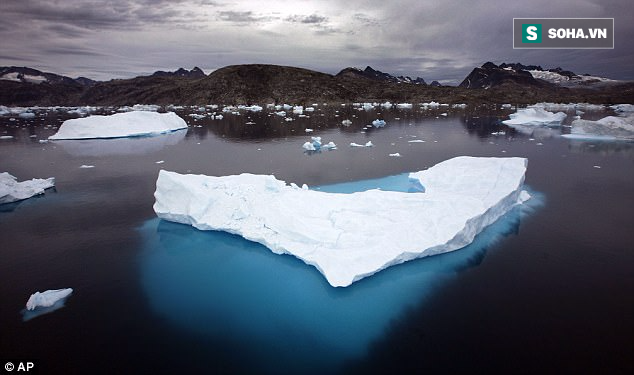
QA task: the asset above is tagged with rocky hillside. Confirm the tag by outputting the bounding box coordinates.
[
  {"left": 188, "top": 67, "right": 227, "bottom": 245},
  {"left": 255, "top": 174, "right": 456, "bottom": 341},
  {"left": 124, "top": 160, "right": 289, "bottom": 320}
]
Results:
[
  {"left": 336, "top": 66, "right": 426, "bottom": 85},
  {"left": 1, "top": 63, "right": 632, "bottom": 106}
]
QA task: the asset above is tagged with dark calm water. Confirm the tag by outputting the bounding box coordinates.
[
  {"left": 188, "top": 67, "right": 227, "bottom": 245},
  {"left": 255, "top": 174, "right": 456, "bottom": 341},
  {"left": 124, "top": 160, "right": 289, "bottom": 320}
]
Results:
[{"left": 1, "top": 104, "right": 632, "bottom": 374}]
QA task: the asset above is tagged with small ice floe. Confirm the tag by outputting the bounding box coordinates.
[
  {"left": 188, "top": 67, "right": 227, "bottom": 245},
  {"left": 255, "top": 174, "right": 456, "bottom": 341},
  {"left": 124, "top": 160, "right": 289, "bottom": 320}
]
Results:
[
  {"left": 491, "top": 131, "right": 506, "bottom": 136},
  {"left": 0, "top": 172, "right": 55, "bottom": 205},
  {"left": 396, "top": 103, "right": 413, "bottom": 109},
  {"left": 22, "top": 288, "right": 73, "bottom": 321},
  {"left": 303, "top": 137, "right": 336, "bottom": 151},
  {"left": 350, "top": 141, "right": 373, "bottom": 147},
  {"left": 372, "top": 119, "right": 386, "bottom": 128},
  {"left": 26, "top": 288, "right": 73, "bottom": 310},
  {"left": 284, "top": 117, "right": 294, "bottom": 122},
  {"left": 189, "top": 113, "right": 206, "bottom": 120},
  {"left": 239, "top": 105, "right": 263, "bottom": 112},
  {"left": 305, "top": 129, "right": 314, "bottom": 133},
  {"left": 246, "top": 121, "right": 256, "bottom": 125},
  {"left": 19, "top": 112, "right": 36, "bottom": 119},
  {"left": 305, "top": 107, "right": 315, "bottom": 112},
  {"left": 293, "top": 106, "right": 304, "bottom": 114},
  {"left": 38, "top": 139, "right": 48, "bottom": 143},
  {"left": 0, "top": 135, "right": 14, "bottom": 140},
  {"left": 593, "top": 165, "right": 602, "bottom": 169},
  {"left": 211, "top": 114, "right": 224, "bottom": 120},
  {"left": 79, "top": 165, "right": 95, "bottom": 169},
  {"left": 440, "top": 113, "right": 448, "bottom": 116},
  {"left": 341, "top": 119, "right": 352, "bottom": 126},
  {"left": 156, "top": 160, "right": 165, "bottom": 164},
  {"left": 501, "top": 104, "right": 513, "bottom": 109},
  {"left": 408, "top": 139, "right": 425, "bottom": 143},
  {"left": 275, "top": 111, "right": 286, "bottom": 117},
  {"left": 389, "top": 153, "right": 402, "bottom": 157}
]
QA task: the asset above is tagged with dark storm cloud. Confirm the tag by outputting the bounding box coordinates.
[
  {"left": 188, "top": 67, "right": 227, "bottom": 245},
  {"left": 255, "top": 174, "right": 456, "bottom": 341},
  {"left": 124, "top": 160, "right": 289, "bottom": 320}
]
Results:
[
  {"left": 217, "top": 11, "right": 275, "bottom": 25},
  {"left": 0, "top": 0, "right": 202, "bottom": 32},
  {"left": 0, "top": 0, "right": 632, "bottom": 81},
  {"left": 286, "top": 14, "right": 328, "bottom": 24}
]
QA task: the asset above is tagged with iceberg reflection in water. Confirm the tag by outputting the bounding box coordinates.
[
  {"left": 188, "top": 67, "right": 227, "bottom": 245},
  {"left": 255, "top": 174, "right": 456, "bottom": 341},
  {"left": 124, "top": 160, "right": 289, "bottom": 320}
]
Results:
[{"left": 140, "top": 174, "right": 542, "bottom": 373}]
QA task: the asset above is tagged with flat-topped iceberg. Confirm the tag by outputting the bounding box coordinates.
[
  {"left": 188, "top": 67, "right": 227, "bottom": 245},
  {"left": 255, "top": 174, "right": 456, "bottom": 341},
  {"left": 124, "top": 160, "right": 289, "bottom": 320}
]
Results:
[
  {"left": 49, "top": 111, "right": 187, "bottom": 140},
  {"left": 26, "top": 288, "right": 73, "bottom": 310},
  {"left": 154, "top": 157, "right": 529, "bottom": 287},
  {"left": 562, "top": 112, "right": 634, "bottom": 141},
  {"left": 503, "top": 107, "right": 567, "bottom": 128},
  {"left": 0, "top": 172, "right": 55, "bottom": 205}
]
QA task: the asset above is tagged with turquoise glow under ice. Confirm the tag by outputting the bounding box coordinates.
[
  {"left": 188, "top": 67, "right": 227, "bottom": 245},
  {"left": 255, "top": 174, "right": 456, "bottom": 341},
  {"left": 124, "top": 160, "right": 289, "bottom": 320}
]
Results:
[{"left": 139, "top": 174, "right": 542, "bottom": 374}]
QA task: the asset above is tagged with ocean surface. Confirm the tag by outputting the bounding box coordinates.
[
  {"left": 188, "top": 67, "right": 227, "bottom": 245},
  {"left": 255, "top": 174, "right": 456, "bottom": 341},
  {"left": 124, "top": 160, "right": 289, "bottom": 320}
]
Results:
[{"left": 1, "top": 104, "right": 632, "bottom": 374}]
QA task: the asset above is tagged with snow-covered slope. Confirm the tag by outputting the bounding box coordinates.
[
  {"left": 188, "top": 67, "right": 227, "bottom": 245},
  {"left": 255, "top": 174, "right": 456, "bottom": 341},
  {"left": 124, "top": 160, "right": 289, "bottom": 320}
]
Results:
[
  {"left": 153, "top": 157, "right": 529, "bottom": 287},
  {"left": 49, "top": 111, "right": 187, "bottom": 140}
]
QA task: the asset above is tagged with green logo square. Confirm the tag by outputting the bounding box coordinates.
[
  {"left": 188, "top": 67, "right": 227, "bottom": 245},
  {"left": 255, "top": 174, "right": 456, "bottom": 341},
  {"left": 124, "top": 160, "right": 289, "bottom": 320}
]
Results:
[{"left": 522, "top": 24, "right": 542, "bottom": 43}]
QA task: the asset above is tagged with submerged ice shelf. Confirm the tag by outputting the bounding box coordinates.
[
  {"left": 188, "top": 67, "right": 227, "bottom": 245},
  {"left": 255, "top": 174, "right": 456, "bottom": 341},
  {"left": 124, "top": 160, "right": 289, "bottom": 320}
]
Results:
[
  {"left": 154, "top": 157, "right": 529, "bottom": 287},
  {"left": 48, "top": 111, "right": 187, "bottom": 140}
]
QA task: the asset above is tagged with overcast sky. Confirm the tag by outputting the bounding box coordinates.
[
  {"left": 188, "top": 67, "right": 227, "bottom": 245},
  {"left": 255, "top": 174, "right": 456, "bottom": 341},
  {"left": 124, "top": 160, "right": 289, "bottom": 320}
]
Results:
[{"left": 1, "top": 0, "right": 632, "bottom": 84}]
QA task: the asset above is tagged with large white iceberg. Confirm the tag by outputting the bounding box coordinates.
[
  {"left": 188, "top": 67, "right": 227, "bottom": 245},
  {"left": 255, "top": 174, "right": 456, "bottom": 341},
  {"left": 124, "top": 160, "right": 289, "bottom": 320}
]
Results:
[
  {"left": 0, "top": 172, "right": 55, "bottom": 205},
  {"left": 503, "top": 107, "right": 566, "bottom": 127},
  {"left": 26, "top": 288, "right": 73, "bottom": 310},
  {"left": 154, "top": 157, "right": 529, "bottom": 287},
  {"left": 48, "top": 111, "right": 187, "bottom": 140},
  {"left": 562, "top": 112, "right": 634, "bottom": 141}
]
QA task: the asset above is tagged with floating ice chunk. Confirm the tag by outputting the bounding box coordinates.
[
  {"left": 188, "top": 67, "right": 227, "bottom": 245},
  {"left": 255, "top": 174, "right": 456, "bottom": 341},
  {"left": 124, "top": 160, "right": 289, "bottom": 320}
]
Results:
[
  {"left": 293, "top": 106, "right": 304, "bottom": 114},
  {"left": 153, "top": 157, "right": 529, "bottom": 287},
  {"left": 19, "top": 112, "right": 36, "bottom": 119},
  {"left": 562, "top": 113, "right": 634, "bottom": 141},
  {"left": 350, "top": 141, "right": 373, "bottom": 148},
  {"left": 501, "top": 104, "right": 513, "bottom": 109},
  {"left": 275, "top": 111, "right": 287, "bottom": 117},
  {"left": 322, "top": 141, "right": 337, "bottom": 150},
  {"left": 0, "top": 135, "right": 14, "bottom": 140},
  {"left": 610, "top": 104, "right": 634, "bottom": 114},
  {"left": 396, "top": 103, "right": 412, "bottom": 109},
  {"left": 502, "top": 107, "right": 567, "bottom": 134},
  {"left": 120, "top": 104, "right": 160, "bottom": 112},
  {"left": 79, "top": 165, "right": 95, "bottom": 169},
  {"left": 381, "top": 102, "right": 393, "bottom": 109},
  {"left": 212, "top": 114, "right": 223, "bottom": 120},
  {"left": 305, "top": 107, "right": 315, "bottom": 112},
  {"left": 440, "top": 113, "right": 448, "bottom": 116},
  {"left": 341, "top": 119, "right": 352, "bottom": 126},
  {"left": 452, "top": 103, "right": 467, "bottom": 109},
  {"left": 239, "top": 105, "right": 263, "bottom": 112},
  {"left": 408, "top": 139, "right": 425, "bottom": 143},
  {"left": 305, "top": 129, "right": 314, "bottom": 133},
  {"left": 284, "top": 117, "right": 294, "bottom": 122},
  {"left": 389, "top": 153, "right": 401, "bottom": 157},
  {"left": 302, "top": 142, "right": 316, "bottom": 151},
  {"left": 189, "top": 113, "right": 206, "bottom": 120},
  {"left": 372, "top": 119, "right": 386, "bottom": 128},
  {"left": 26, "top": 288, "right": 73, "bottom": 310},
  {"left": 48, "top": 111, "right": 187, "bottom": 140},
  {"left": 0, "top": 172, "right": 55, "bottom": 205}
]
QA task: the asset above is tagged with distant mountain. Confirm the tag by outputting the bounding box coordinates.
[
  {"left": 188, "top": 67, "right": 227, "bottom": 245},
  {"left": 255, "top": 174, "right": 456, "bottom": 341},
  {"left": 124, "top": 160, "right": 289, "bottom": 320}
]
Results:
[
  {"left": 464, "top": 62, "right": 619, "bottom": 88},
  {"left": 337, "top": 66, "right": 427, "bottom": 85},
  {"left": 459, "top": 62, "right": 546, "bottom": 89},
  {"left": 151, "top": 67, "right": 205, "bottom": 79},
  {"left": 0, "top": 63, "right": 632, "bottom": 106},
  {"left": 0, "top": 66, "right": 97, "bottom": 86}
]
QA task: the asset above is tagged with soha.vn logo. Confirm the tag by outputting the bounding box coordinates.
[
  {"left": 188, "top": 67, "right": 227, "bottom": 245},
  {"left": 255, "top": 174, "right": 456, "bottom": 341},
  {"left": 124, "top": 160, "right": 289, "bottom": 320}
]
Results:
[{"left": 522, "top": 24, "right": 542, "bottom": 43}]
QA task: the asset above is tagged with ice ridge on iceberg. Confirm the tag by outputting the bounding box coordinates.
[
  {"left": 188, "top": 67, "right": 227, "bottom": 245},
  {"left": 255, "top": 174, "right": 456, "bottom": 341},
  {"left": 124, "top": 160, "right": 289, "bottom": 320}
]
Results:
[
  {"left": 49, "top": 111, "right": 187, "bottom": 140},
  {"left": 153, "top": 157, "right": 529, "bottom": 287}
]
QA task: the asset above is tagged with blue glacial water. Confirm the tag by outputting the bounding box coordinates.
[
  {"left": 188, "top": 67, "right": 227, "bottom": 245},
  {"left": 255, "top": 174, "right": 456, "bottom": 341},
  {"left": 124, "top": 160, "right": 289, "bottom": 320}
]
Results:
[{"left": 139, "top": 173, "right": 542, "bottom": 374}]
